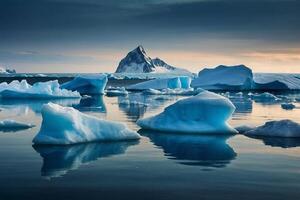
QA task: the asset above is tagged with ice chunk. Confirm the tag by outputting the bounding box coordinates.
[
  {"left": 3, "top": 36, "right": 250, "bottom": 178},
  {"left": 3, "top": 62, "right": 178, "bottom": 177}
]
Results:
[
  {"left": 191, "top": 65, "right": 253, "bottom": 90},
  {"left": 244, "top": 120, "right": 300, "bottom": 137},
  {"left": 281, "top": 103, "right": 296, "bottom": 110},
  {"left": 0, "top": 120, "right": 34, "bottom": 132},
  {"left": 235, "top": 125, "right": 254, "bottom": 134},
  {"left": 106, "top": 87, "right": 128, "bottom": 96},
  {"left": 137, "top": 90, "right": 237, "bottom": 134},
  {"left": 143, "top": 88, "right": 203, "bottom": 96},
  {"left": 61, "top": 74, "right": 108, "bottom": 94},
  {"left": 251, "top": 92, "right": 280, "bottom": 102},
  {"left": 33, "top": 141, "right": 138, "bottom": 178},
  {"left": 127, "top": 76, "right": 191, "bottom": 91},
  {"left": 0, "top": 80, "right": 80, "bottom": 99},
  {"left": 253, "top": 73, "right": 300, "bottom": 90},
  {"left": 33, "top": 103, "right": 140, "bottom": 145}
]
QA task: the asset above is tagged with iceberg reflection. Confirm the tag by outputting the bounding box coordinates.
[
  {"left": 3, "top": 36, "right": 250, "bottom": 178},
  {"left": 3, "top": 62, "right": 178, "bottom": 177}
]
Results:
[
  {"left": 0, "top": 98, "right": 80, "bottom": 115},
  {"left": 246, "top": 135, "right": 300, "bottom": 148},
  {"left": 141, "top": 131, "right": 236, "bottom": 168},
  {"left": 118, "top": 93, "right": 178, "bottom": 121},
  {"left": 73, "top": 95, "right": 106, "bottom": 112},
  {"left": 33, "top": 141, "right": 138, "bottom": 178}
]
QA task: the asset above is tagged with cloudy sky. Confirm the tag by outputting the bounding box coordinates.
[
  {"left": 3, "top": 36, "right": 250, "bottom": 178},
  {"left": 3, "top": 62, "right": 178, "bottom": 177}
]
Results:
[{"left": 0, "top": 0, "right": 299, "bottom": 73}]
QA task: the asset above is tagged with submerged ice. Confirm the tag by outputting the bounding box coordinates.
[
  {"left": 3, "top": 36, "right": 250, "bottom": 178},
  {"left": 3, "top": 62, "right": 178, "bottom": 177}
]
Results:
[
  {"left": 137, "top": 90, "right": 237, "bottom": 134},
  {"left": 33, "top": 103, "right": 140, "bottom": 145},
  {"left": 0, "top": 119, "right": 35, "bottom": 132}
]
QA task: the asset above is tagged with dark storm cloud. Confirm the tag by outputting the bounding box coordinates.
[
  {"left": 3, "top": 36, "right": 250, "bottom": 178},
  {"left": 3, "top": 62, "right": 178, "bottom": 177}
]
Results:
[{"left": 0, "top": 0, "right": 299, "bottom": 43}]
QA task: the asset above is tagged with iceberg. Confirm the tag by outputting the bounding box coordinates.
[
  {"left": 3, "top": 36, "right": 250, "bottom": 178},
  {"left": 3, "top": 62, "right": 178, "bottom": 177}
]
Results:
[
  {"left": 191, "top": 65, "right": 253, "bottom": 90},
  {"left": 61, "top": 74, "right": 108, "bottom": 95},
  {"left": 33, "top": 103, "right": 140, "bottom": 145},
  {"left": 244, "top": 120, "right": 300, "bottom": 137},
  {"left": 0, "top": 80, "right": 80, "bottom": 99},
  {"left": 33, "top": 141, "right": 138, "bottom": 178},
  {"left": 137, "top": 90, "right": 237, "bottom": 134},
  {"left": 253, "top": 73, "right": 300, "bottom": 90},
  {"left": 143, "top": 88, "right": 203, "bottom": 96},
  {"left": 281, "top": 103, "right": 296, "bottom": 110},
  {"left": 127, "top": 76, "right": 191, "bottom": 91},
  {"left": 251, "top": 92, "right": 280, "bottom": 102},
  {"left": 0, "top": 120, "right": 34, "bottom": 132}
]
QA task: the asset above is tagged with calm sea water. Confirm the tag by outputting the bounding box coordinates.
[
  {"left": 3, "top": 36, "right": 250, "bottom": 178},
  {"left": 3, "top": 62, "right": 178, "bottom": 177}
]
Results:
[{"left": 0, "top": 92, "right": 300, "bottom": 200}]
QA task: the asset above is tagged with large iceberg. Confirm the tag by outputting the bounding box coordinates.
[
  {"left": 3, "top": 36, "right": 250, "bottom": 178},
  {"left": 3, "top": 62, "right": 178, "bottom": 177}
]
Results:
[
  {"left": 137, "top": 90, "right": 237, "bottom": 134},
  {"left": 253, "top": 73, "right": 300, "bottom": 90},
  {"left": 191, "top": 65, "right": 253, "bottom": 90},
  {"left": 127, "top": 76, "right": 191, "bottom": 91},
  {"left": 33, "top": 103, "right": 140, "bottom": 145},
  {"left": 61, "top": 74, "right": 108, "bottom": 94},
  {"left": 0, "top": 80, "right": 80, "bottom": 99},
  {"left": 244, "top": 120, "right": 300, "bottom": 137},
  {"left": 0, "top": 119, "right": 34, "bottom": 132}
]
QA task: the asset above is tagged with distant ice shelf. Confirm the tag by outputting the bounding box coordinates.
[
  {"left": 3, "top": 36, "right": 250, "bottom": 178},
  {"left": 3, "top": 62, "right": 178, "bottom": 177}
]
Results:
[{"left": 0, "top": 80, "right": 80, "bottom": 99}]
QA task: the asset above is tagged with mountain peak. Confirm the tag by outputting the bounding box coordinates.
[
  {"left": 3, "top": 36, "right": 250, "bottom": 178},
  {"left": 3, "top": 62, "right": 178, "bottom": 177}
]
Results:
[{"left": 115, "top": 46, "right": 191, "bottom": 74}]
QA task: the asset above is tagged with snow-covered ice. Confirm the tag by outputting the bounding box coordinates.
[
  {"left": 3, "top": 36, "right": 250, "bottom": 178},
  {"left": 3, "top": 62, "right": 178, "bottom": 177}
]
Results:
[
  {"left": 191, "top": 65, "right": 253, "bottom": 90},
  {"left": 137, "top": 90, "right": 237, "bottom": 134},
  {"left": 0, "top": 119, "right": 34, "bottom": 131},
  {"left": 0, "top": 80, "right": 80, "bottom": 99},
  {"left": 127, "top": 76, "right": 191, "bottom": 91},
  {"left": 33, "top": 103, "right": 140, "bottom": 145},
  {"left": 281, "top": 103, "right": 296, "bottom": 110},
  {"left": 244, "top": 120, "right": 300, "bottom": 137},
  {"left": 61, "top": 74, "right": 108, "bottom": 94}
]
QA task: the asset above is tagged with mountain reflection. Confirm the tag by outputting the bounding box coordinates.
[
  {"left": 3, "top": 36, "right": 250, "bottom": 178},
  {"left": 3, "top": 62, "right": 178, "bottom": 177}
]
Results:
[
  {"left": 33, "top": 141, "right": 138, "bottom": 178},
  {"left": 141, "top": 131, "right": 237, "bottom": 168}
]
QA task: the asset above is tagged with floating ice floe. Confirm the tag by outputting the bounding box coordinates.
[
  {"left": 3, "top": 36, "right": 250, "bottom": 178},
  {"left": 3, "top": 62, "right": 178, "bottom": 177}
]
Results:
[
  {"left": 191, "top": 65, "right": 253, "bottom": 90},
  {"left": 127, "top": 76, "right": 191, "bottom": 91},
  {"left": 0, "top": 80, "right": 80, "bottom": 99},
  {"left": 281, "top": 103, "right": 296, "bottom": 110},
  {"left": 106, "top": 87, "right": 128, "bottom": 96},
  {"left": 0, "top": 119, "right": 35, "bottom": 132},
  {"left": 253, "top": 73, "right": 300, "bottom": 90},
  {"left": 61, "top": 74, "right": 108, "bottom": 94},
  {"left": 137, "top": 90, "right": 237, "bottom": 134},
  {"left": 33, "top": 103, "right": 140, "bottom": 145},
  {"left": 243, "top": 120, "right": 300, "bottom": 137},
  {"left": 251, "top": 92, "right": 280, "bottom": 102},
  {"left": 143, "top": 88, "right": 203, "bottom": 96}
]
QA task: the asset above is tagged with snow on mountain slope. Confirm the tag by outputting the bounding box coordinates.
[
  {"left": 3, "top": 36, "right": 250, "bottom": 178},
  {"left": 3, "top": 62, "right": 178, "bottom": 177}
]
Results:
[{"left": 115, "top": 45, "right": 191, "bottom": 74}]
